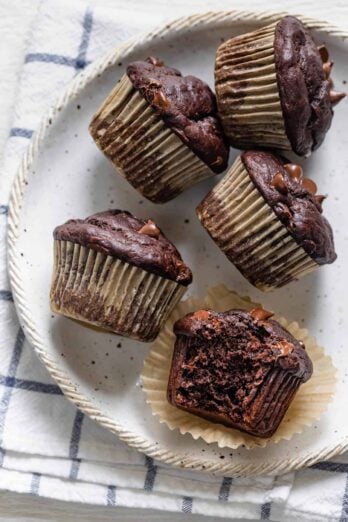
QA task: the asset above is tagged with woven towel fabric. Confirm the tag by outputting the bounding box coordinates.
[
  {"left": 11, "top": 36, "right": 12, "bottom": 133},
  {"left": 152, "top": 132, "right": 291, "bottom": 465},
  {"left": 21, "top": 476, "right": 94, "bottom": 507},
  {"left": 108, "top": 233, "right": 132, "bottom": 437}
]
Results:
[{"left": 1, "top": 0, "right": 348, "bottom": 520}]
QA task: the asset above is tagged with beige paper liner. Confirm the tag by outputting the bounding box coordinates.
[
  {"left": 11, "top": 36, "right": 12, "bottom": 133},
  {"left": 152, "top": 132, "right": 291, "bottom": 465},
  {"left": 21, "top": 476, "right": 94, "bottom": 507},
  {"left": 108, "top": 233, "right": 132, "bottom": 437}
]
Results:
[
  {"left": 215, "top": 21, "right": 291, "bottom": 151},
  {"left": 142, "top": 284, "right": 336, "bottom": 449},
  {"left": 89, "top": 75, "right": 214, "bottom": 203},
  {"left": 50, "top": 240, "right": 186, "bottom": 342},
  {"left": 196, "top": 156, "right": 318, "bottom": 291}
]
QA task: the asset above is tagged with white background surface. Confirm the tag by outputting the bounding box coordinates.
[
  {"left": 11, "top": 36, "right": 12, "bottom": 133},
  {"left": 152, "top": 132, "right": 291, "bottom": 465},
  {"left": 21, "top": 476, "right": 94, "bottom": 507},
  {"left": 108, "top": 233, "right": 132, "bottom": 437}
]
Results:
[{"left": 1, "top": 0, "right": 347, "bottom": 520}]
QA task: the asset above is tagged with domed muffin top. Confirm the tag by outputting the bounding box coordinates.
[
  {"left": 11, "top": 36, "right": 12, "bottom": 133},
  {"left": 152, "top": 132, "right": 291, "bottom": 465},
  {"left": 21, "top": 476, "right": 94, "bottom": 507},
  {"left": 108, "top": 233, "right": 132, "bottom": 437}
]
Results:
[
  {"left": 241, "top": 150, "right": 336, "bottom": 265},
  {"left": 274, "top": 16, "right": 345, "bottom": 156},
  {"left": 126, "top": 57, "right": 229, "bottom": 173},
  {"left": 54, "top": 210, "right": 192, "bottom": 285}
]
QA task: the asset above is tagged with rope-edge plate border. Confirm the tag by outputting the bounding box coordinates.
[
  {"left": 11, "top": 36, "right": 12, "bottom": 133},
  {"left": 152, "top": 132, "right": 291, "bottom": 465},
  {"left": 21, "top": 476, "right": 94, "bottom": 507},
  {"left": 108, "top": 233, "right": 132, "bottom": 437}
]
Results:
[{"left": 7, "top": 9, "right": 348, "bottom": 477}]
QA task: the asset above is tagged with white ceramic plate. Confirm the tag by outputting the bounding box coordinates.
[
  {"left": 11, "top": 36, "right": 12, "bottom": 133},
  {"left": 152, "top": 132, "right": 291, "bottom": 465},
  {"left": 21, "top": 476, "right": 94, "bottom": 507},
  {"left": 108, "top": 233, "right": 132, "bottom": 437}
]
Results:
[{"left": 8, "top": 11, "right": 348, "bottom": 476}]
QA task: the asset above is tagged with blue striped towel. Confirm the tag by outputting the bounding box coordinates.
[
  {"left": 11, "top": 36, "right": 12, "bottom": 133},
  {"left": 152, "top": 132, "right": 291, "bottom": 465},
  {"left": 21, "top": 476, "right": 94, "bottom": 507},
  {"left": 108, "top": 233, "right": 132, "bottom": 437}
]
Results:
[{"left": 1, "top": 0, "right": 348, "bottom": 519}]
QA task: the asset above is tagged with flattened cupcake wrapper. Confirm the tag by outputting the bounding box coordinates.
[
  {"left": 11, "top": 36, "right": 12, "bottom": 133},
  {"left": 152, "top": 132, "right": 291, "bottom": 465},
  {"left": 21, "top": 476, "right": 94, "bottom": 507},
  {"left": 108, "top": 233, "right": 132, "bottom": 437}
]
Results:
[
  {"left": 215, "top": 22, "right": 291, "bottom": 150},
  {"left": 142, "top": 285, "right": 336, "bottom": 449},
  {"left": 196, "top": 157, "right": 318, "bottom": 291},
  {"left": 89, "top": 75, "right": 214, "bottom": 203},
  {"left": 50, "top": 240, "right": 186, "bottom": 341}
]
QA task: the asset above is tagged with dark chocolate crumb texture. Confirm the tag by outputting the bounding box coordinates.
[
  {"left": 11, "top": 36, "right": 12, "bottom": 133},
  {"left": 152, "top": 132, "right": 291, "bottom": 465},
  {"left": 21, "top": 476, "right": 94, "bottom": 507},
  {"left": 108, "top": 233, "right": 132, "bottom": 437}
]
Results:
[
  {"left": 54, "top": 210, "right": 192, "bottom": 285},
  {"left": 242, "top": 150, "right": 336, "bottom": 265},
  {"left": 168, "top": 308, "right": 313, "bottom": 438},
  {"left": 126, "top": 57, "right": 229, "bottom": 173},
  {"left": 274, "top": 16, "right": 345, "bottom": 156}
]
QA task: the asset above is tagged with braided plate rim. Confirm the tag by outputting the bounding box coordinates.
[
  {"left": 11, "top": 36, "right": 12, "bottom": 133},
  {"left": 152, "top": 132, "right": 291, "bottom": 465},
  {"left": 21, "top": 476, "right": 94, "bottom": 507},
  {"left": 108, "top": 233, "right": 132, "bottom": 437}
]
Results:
[{"left": 7, "top": 9, "right": 348, "bottom": 476}]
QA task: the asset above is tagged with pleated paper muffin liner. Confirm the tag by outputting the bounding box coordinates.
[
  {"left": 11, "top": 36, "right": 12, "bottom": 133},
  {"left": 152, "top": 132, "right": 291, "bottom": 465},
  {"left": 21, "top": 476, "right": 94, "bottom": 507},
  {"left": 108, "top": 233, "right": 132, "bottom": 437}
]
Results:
[
  {"left": 142, "top": 284, "right": 336, "bottom": 449},
  {"left": 196, "top": 156, "right": 318, "bottom": 291},
  {"left": 215, "top": 21, "right": 291, "bottom": 151},
  {"left": 89, "top": 74, "right": 214, "bottom": 203},
  {"left": 50, "top": 240, "right": 186, "bottom": 342}
]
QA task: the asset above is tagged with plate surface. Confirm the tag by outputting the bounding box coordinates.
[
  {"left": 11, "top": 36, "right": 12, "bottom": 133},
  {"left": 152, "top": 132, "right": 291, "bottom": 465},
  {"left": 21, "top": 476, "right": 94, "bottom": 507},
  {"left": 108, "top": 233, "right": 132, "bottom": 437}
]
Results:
[{"left": 8, "top": 11, "right": 348, "bottom": 476}]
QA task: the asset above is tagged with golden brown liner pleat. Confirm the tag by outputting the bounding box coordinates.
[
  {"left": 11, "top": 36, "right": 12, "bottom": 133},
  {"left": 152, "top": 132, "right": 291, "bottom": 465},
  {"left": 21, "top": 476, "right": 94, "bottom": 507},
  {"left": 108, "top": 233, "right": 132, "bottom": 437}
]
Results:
[
  {"left": 196, "top": 156, "right": 318, "bottom": 291},
  {"left": 142, "top": 285, "right": 336, "bottom": 449},
  {"left": 215, "top": 21, "right": 291, "bottom": 150},
  {"left": 50, "top": 240, "right": 186, "bottom": 342},
  {"left": 89, "top": 75, "right": 214, "bottom": 203}
]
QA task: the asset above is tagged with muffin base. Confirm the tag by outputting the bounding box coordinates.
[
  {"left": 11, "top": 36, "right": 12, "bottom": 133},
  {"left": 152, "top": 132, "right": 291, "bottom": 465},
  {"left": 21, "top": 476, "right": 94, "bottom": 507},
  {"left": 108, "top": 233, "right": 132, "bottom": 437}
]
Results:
[
  {"left": 196, "top": 157, "right": 318, "bottom": 291},
  {"left": 142, "top": 285, "right": 336, "bottom": 449},
  {"left": 215, "top": 22, "right": 291, "bottom": 151},
  {"left": 89, "top": 75, "right": 215, "bottom": 203},
  {"left": 50, "top": 240, "right": 186, "bottom": 342}
]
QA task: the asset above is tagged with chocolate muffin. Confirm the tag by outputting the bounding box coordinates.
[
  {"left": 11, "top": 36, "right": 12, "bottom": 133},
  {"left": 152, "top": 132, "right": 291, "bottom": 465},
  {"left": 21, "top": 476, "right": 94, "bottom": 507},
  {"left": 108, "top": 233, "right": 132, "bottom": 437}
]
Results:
[
  {"left": 215, "top": 16, "right": 345, "bottom": 156},
  {"left": 168, "top": 308, "right": 313, "bottom": 438},
  {"left": 50, "top": 210, "right": 192, "bottom": 341},
  {"left": 89, "top": 57, "right": 229, "bottom": 203},
  {"left": 197, "top": 150, "right": 336, "bottom": 291}
]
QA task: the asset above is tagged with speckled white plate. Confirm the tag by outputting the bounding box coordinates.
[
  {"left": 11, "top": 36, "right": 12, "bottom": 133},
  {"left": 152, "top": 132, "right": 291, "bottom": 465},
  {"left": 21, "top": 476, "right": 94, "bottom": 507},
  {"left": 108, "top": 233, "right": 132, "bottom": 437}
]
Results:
[{"left": 7, "top": 10, "right": 348, "bottom": 476}]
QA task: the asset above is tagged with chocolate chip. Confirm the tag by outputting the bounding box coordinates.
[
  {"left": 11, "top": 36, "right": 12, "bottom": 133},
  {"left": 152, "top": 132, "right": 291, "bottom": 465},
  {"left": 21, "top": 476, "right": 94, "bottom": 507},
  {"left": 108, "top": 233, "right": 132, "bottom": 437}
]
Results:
[
  {"left": 152, "top": 90, "right": 170, "bottom": 110},
  {"left": 302, "top": 177, "right": 317, "bottom": 195},
  {"left": 322, "top": 61, "right": 333, "bottom": 78},
  {"left": 271, "top": 172, "right": 288, "bottom": 194},
  {"left": 284, "top": 163, "right": 303, "bottom": 181},
  {"left": 138, "top": 219, "right": 161, "bottom": 238},
  {"left": 250, "top": 308, "right": 274, "bottom": 321},
  {"left": 329, "top": 89, "right": 346, "bottom": 106},
  {"left": 315, "top": 194, "right": 326, "bottom": 206},
  {"left": 318, "top": 45, "right": 329, "bottom": 63},
  {"left": 146, "top": 56, "right": 164, "bottom": 67}
]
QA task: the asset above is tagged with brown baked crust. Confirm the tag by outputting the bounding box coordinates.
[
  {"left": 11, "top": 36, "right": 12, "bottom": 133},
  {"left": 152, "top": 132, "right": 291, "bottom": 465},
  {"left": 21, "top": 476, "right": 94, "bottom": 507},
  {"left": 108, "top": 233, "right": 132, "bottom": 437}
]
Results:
[
  {"left": 54, "top": 210, "right": 192, "bottom": 285},
  {"left": 167, "top": 309, "right": 312, "bottom": 438},
  {"left": 126, "top": 57, "right": 229, "bottom": 173},
  {"left": 241, "top": 150, "right": 336, "bottom": 265},
  {"left": 274, "top": 16, "right": 341, "bottom": 155}
]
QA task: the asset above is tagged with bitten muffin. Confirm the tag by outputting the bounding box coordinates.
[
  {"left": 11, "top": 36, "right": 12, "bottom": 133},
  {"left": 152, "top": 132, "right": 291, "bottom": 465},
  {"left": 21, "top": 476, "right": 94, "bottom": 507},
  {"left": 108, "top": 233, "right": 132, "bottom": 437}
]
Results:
[
  {"left": 89, "top": 57, "right": 229, "bottom": 203},
  {"left": 196, "top": 150, "right": 336, "bottom": 291},
  {"left": 215, "top": 16, "right": 345, "bottom": 156},
  {"left": 167, "top": 307, "right": 313, "bottom": 438},
  {"left": 50, "top": 210, "right": 192, "bottom": 341}
]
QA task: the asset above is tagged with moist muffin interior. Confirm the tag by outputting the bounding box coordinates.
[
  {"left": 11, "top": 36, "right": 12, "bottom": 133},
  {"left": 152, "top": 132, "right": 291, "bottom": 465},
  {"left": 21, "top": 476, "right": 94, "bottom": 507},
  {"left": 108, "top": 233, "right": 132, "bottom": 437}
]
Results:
[
  {"left": 126, "top": 57, "right": 229, "bottom": 172},
  {"left": 169, "top": 309, "right": 312, "bottom": 436}
]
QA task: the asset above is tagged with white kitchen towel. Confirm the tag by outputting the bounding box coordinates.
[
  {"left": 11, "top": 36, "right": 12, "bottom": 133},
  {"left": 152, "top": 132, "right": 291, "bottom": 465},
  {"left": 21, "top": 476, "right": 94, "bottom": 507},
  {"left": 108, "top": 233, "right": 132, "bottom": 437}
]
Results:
[{"left": 0, "top": 0, "right": 348, "bottom": 520}]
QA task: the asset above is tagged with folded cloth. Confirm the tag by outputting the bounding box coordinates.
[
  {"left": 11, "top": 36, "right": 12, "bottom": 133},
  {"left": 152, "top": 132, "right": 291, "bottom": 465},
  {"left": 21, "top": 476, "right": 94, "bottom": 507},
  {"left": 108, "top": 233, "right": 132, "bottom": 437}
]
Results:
[{"left": 0, "top": 0, "right": 348, "bottom": 520}]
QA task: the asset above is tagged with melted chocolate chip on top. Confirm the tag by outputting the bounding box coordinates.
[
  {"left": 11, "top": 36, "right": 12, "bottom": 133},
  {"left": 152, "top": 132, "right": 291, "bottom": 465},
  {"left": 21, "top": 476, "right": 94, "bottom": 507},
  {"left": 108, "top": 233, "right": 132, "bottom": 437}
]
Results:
[{"left": 126, "top": 57, "right": 229, "bottom": 173}]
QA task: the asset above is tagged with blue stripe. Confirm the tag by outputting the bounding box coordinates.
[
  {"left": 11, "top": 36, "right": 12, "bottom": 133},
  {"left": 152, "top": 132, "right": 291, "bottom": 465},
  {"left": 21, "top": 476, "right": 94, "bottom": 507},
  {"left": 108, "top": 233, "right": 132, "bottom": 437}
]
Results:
[
  {"left": 69, "top": 457, "right": 81, "bottom": 480},
  {"left": 25, "top": 53, "right": 77, "bottom": 68},
  {"left": 106, "top": 485, "right": 116, "bottom": 506},
  {"left": 69, "top": 410, "right": 84, "bottom": 459},
  {"left": 0, "top": 205, "right": 8, "bottom": 215},
  {"left": 0, "top": 375, "right": 62, "bottom": 394},
  {"left": 0, "top": 290, "right": 13, "bottom": 301},
  {"left": 311, "top": 462, "right": 348, "bottom": 473},
  {"left": 75, "top": 8, "right": 93, "bottom": 70},
  {"left": 340, "top": 474, "right": 348, "bottom": 522},
  {"left": 181, "top": 496, "right": 193, "bottom": 514},
  {"left": 218, "top": 477, "right": 232, "bottom": 501},
  {"left": 0, "top": 448, "right": 5, "bottom": 467},
  {"left": 144, "top": 456, "right": 157, "bottom": 491},
  {"left": 10, "top": 128, "right": 33, "bottom": 139},
  {"left": 261, "top": 502, "right": 271, "bottom": 519},
  {"left": 30, "top": 473, "right": 41, "bottom": 495},
  {"left": 0, "top": 328, "right": 25, "bottom": 441}
]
